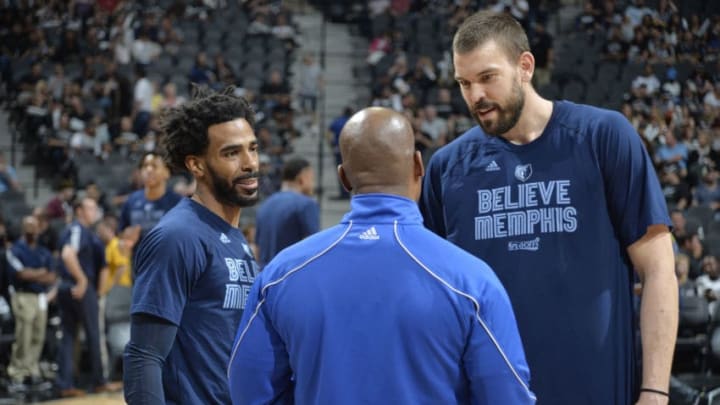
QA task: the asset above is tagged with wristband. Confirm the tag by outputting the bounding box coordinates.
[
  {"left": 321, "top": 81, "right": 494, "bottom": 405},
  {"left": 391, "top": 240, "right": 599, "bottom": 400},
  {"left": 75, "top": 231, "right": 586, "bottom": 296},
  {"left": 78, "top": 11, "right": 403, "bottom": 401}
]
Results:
[{"left": 640, "top": 387, "right": 669, "bottom": 397}]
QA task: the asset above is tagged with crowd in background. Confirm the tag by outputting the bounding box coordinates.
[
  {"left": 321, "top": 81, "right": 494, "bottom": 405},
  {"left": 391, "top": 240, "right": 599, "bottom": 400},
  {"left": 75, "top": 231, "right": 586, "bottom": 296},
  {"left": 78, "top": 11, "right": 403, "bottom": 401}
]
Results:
[
  {"left": 0, "top": 0, "right": 720, "bottom": 400},
  {"left": 0, "top": 0, "right": 306, "bottom": 400}
]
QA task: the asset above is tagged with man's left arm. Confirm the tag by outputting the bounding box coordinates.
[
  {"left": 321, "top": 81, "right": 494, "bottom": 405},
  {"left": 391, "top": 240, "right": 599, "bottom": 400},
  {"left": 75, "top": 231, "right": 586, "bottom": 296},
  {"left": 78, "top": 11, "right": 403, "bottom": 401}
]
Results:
[{"left": 628, "top": 224, "right": 678, "bottom": 405}]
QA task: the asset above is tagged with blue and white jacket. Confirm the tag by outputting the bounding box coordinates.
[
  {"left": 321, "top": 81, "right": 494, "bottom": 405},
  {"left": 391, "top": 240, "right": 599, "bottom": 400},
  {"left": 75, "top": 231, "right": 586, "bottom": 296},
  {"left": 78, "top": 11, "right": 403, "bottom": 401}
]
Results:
[{"left": 228, "top": 194, "right": 535, "bottom": 405}]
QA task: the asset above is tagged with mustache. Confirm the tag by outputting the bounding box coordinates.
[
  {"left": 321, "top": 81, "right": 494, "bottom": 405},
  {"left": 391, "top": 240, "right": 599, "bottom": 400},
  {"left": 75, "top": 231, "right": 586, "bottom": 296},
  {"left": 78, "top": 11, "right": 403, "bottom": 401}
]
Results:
[
  {"left": 233, "top": 172, "right": 261, "bottom": 183},
  {"left": 474, "top": 100, "right": 499, "bottom": 111}
]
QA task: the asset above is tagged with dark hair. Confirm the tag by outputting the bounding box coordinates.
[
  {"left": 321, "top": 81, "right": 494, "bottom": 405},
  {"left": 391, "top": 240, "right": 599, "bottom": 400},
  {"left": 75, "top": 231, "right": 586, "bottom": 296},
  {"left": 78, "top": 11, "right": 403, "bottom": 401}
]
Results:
[
  {"left": 160, "top": 85, "right": 255, "bottom": 173},
  {"left": 136, "top": 149, "right": 168, "bottom": 169},
  {"left": 282, "top": 157, "right": 311, "bottom": 181},
  {"left": 453, "top": 10, "right": 529, "bottom": 61}
]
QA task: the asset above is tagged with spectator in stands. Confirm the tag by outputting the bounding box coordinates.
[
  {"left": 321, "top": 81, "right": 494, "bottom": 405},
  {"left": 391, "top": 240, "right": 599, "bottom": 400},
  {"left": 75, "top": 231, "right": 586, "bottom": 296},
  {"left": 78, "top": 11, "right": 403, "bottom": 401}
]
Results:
[
  {"left": 69, "top": 117, "right": 97, "bottom": 156},
  {"left": 670, "top": 208, "right": 688, "bottom": 240},
  {"left": 625, "top": 0, "right": 657, "bottom": 28},
  {"left": 5, "top": 215, "right": 56, "bottom": 390},
  {"left": 696, "top": 254, "right": 720, "bottom": 316},
  {"left": 297, "top": 54, "right": 322, "bottom": 122},
  {"left": 255, "top": 157, "right": 319, "bottom": 266},
  {"left": 416, "top": 105, "right": 448, "bottom": 164},
  {"left": 409, "top": 56, "right": 437, "bottom": 103},
  {"left": 132, "top": 65, "right": 153, "bottom": 137},
  {"left": 576, "top": 2, "right": 600, "bottom": 33},
  {"left": 660, "top": 170, "right": 692, "bottom": 209},
  {"left": 45, "top": 181, "right": 74, "bottom": 221},
  {"left": 694, "top": 165, "right": 720, "bottom": 209},
  {"left": 158, "top": 82, "right": 186, "bottom": 110},
  {"left": 633, "top": 64, "right": 662, "bottom": 96},
  {"left": 247, "top": 13, "right": 272, "bottom": 35},
  {"left": 679, "top": 232, "right": 706, "bottom": 280},
  {"left": 367, "top": 31, "right": 392, "bottom": 66},
  {"left": 19, "top": 63, "right": 45, "bottom": 95},
  {"left": 656, "top": 130, "right": 689, "bottom": 176},
  {"left": 0, "top": 151, "right": 21, "bottom": 194},
  {"left": 530, "top": 22, "right": 553, "bottom": 88},
  {"left": 33, "top": 207, "right": 59, "bottom": 257},
  {"left": 676, "top": 253, "right": 698, "bottom": 297},
  {"left": 115, "top": 116, "right": 139, "bottom": 155},
  {"left": 328, "top": 107, "right": 353, "bottom": 200},
  {"left": 84, "top": 180, "right": 112, "bottom": 216},
  {"left": 213, "top": 54, "right": 238, "bottom": 88},
  {"left": 188, "top": 52, "right": 215, "bottom": 87},
  {"left": 48, "top": 64, "right": 67, "bottom": 102},
  {"left": 157, "top": 16, "right": 182, "bottom": 55},
  {"left": 54, "top": 29, "right": 82, "bottom": 64},
  {"left": 57, "top": 197, "right": 118, "bottom": 397},
  {"left": 703, "top": 82, "right": 720, "bottom": 110},
  {"left": 603, "top": 26, "right": 629, "bottom": 62},
  {"left": 131, "top": 29, "right": 161, "bottom": 67},
  {"left": 661, "top": 67, "right": 682, "bottom": 100},
  {"left": 117, "top": 151, "right": 181, "bottom": 260},
  {"left": 260, "top": 70, "right": 290, "bottom": 110},
  {"left": 272, "top": 13, "right": 299, "bottom": 48}
]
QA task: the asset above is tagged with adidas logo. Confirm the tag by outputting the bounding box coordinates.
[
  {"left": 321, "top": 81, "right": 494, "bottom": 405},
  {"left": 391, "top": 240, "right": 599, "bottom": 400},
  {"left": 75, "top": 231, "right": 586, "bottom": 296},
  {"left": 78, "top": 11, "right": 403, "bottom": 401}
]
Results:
[
  {"left": 220, "top": 233, "right": 231, "bottom": 244},
  {"left": 359, "top": 226, "right": 380, "bottom": 240},
  {"left": 485, "top": 160, "right": 501, "bottom": 172}
]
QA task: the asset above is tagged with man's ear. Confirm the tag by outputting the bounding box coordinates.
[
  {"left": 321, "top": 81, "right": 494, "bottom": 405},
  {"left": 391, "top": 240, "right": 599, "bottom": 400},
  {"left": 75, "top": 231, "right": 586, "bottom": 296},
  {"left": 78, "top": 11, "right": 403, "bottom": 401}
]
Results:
[
  {"left": 414, "top": 150, "right": 425, "bottom": 179},
  {"left": 338, "top": 164, "right": 352, "bottom": 193},
  {"left": 517, "top": 51, "right": 535, "bottom": 83},
  {"left": 185, "top": 156, "right": 204, "bottom": 178}
]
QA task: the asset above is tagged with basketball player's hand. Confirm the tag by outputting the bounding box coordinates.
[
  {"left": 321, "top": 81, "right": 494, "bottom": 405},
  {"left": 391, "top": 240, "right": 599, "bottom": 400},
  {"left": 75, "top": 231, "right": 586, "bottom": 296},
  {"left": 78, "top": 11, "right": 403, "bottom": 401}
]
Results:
[
  {"left": 635, "top": 391, "right": 669, "bottom": 405},
  {"left": 71, "top": 278, "right": 88, "bottom": 300}
]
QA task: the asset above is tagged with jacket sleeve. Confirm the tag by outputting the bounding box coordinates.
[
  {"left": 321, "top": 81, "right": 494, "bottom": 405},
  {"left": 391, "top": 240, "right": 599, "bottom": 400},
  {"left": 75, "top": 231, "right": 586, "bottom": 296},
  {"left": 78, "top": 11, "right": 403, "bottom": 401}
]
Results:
[
  {"left": 463, "top": 280, "right": 536, "bottom": 404},
  {"left": 227, "top": 274, "right": 293, "bottom": 405}
]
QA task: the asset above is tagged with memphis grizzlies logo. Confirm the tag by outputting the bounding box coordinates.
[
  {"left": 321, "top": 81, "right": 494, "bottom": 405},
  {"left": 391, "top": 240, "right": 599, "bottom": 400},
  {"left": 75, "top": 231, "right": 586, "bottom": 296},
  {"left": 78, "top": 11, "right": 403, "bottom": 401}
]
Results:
[{"left": 515, "top": 164, "right": 533, "bottom": 182}]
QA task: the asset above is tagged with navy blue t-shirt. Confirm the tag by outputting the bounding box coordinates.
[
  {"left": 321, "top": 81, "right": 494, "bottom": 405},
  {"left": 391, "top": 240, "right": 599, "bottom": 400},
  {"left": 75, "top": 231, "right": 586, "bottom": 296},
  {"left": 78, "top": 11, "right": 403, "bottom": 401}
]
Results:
[
  {"left": 118, "top": 188, "right": 182, "bottom": 237},
  {"left": 420, "top": 101, "right": 671, "bottom": 404},
  {"left": 58, "top": 221, "right": 106, "bottom": 288},
  {"left": 131, "top": 198, "right": 259, "bottom": 405},
  {"left": 6, "top": 240, "right": 54, "bottom": 293},
  {"left": 255, "top": 190, "right": 320, "bottom": 265}
]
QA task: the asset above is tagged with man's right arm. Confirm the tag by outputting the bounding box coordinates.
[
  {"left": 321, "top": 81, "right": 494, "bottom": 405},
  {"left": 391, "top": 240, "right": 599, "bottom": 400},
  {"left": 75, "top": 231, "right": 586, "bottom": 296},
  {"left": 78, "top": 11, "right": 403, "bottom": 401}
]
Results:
[{"left": 124, "top": 313, "right": 178, "bottom": 405}]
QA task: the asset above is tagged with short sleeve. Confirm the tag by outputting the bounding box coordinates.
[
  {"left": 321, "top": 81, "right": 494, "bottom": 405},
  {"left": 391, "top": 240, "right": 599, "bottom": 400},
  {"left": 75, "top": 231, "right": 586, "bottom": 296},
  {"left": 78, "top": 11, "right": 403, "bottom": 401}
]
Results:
[
  {"left": 420, "top": 153, "right": 448, "bottom": 237},
  {"left": 130, "top": 226, "right": 206, "bottom": 325},
  {"left": 595, "top": 111, "right": 671, "bottom": 248},
  {"left": 118, "top": 199, "right": 130, "bottom": 232},
  {"left": 299, "top": 199, "right": 320, "bottom": 237}
]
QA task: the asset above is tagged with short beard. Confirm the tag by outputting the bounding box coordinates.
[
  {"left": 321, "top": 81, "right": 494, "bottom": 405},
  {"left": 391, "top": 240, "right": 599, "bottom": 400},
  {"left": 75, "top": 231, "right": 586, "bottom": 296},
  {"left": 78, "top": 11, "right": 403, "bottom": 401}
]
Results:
[
  {"left": 473, "top": 78, "right": 525, "bottom": 136},
  {"left": 206, "top": 163, "right": 259, "bottom": 208}
]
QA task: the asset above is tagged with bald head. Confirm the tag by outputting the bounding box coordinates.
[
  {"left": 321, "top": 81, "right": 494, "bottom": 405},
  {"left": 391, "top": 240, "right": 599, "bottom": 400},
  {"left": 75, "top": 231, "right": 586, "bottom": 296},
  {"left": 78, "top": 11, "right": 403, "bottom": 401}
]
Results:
[
  {"left": 338, "top": 107, "right": 423, "bottom": 198},
  {"left": 22, "top": 215, "right": 39, "bottom": 240}
]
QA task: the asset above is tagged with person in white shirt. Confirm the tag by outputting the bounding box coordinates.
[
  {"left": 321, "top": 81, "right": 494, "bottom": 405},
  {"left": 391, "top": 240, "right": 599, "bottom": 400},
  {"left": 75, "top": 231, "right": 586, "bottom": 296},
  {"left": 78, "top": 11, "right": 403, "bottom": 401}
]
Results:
[
  {"left": 696, "top": 255, "right": 720, "bottom": 317},
  {"left": 632, "top": 64, "right": 661, "bottom": 96},
  {"left": 133, "top": 66, "right": 154, "bottom": 137}
]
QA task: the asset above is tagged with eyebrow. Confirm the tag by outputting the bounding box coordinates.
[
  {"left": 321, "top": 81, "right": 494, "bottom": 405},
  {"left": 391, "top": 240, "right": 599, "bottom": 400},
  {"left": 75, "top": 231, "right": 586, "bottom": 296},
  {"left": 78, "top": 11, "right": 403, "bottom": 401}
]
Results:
[
  {"left": 455, "top": 68, "right": 500, "bottom": 81},
  {"left": 219, "top": 140, "right": 258, "bottom": 153}
]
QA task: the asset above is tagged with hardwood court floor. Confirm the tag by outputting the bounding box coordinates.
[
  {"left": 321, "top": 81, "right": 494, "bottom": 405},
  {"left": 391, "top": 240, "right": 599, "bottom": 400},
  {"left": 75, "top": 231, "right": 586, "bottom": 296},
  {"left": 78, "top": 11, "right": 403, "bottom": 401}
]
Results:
[{"left": 38, "top": 392, "right": 124, "bottom": 404}]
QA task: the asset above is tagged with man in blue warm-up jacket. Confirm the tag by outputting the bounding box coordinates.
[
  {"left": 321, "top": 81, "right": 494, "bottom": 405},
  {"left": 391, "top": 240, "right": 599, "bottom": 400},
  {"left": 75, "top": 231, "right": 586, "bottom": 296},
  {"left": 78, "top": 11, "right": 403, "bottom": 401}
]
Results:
[{"left": 227, "top": 107, "right": 536, "bottom": 405}]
